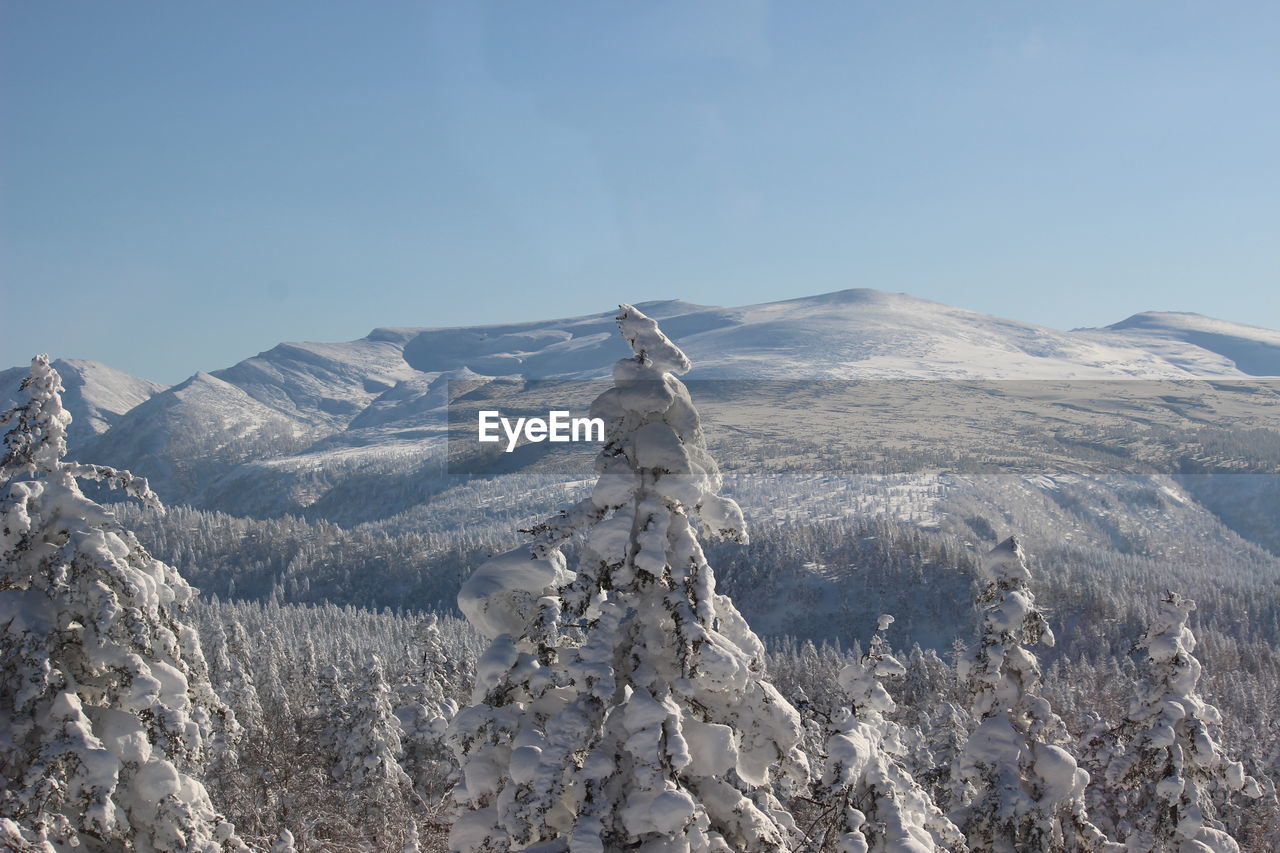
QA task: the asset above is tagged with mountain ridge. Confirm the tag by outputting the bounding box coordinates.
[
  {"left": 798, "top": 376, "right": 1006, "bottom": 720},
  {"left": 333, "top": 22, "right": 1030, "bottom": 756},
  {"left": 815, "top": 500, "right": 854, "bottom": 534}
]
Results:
[
  {"left": 6, "top": 289, "right": 1279, "bottom": 517},
  {"left": 0, "top": 357, "right": 167, "bottom": 451}
]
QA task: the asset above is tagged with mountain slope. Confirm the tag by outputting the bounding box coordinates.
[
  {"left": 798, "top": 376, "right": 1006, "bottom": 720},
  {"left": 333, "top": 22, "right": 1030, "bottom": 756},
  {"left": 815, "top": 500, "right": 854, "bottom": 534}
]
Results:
[
  {"left": 84, "top": 372, "right": 313, "bottom": 502},
  {"left": 0, "top": 358, "right": 166, "bottom": 451},
  {"left": 1088, "top": 311, "right": 1280, "bottom": 377},
  {"left": 210, "top": 337, "right": 420, "bottom": 427}
]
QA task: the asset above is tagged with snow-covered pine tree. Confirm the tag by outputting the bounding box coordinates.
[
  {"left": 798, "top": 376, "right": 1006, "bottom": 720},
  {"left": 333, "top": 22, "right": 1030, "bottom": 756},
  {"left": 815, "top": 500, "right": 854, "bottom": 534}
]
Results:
[
  {"left": 895, "top": 645, "right": 970, "bottom": 815},
  {"left": 206, "top": 615, "right": 276, "bottom": 841},
  {"left": 332, "top": 654, "right": 417, "bottom": 851},
  {"left": 205, "top": 622, "right": 235, "bottom": 720},
  {"left": 1096, "top": 592, "right": 1262, "bottom": 853},
  {"left": 398, "top": 614, "right": 458, "bottom": 816},
  {"left": 0, "top": 816, "right": 53, "bottom": 852},
  {"left": 201, "top": 621, "right": 244, "bottom": 817},
  {"left": 449, "top": 305, "right": 808, "bottom": 853},
  {"left": 314, "top": 661, "right": 350, "bottom": 765},
  {"left": 258, "top": 624, "right": 293, "bottom": 721},
  {"left": 220, "top": 619, "right": 264, "bottom": 737},
  {"left": 402, "top": 822, "right": 422, "bottom": 853},
  {"left": 952, "top": 537, "right": 1116, "bottom": 853},
  {"left": 814, "top": 614, "right": 966, "bottom": 853},
  {"left": 287, "top": 632, "right": 319, "bottom": 716},
  {"left": 412, "top": 613, "right": 455, "bottom": 708},
  {"left": 1076, "top": 711, "right": 1116, "bottom": 840},
  {"left": 0, "top": 355, "right": 244, "bottom": 851}
]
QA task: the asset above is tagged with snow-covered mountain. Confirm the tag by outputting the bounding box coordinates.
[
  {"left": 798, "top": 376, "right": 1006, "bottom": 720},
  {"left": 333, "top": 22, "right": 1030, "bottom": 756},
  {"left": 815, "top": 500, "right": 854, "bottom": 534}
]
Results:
[
  {"left": 7, "top": 289, "right": 1280, "bottom": 519},
  {"left": 1089, "top": 310, "right": 1280, "bottom": 377},
  {"left": 11, "top": 292, "right": 1277, "bottom": 726},
  {"left": 0, "top": 357, "right": 166, "bottom": 451}
]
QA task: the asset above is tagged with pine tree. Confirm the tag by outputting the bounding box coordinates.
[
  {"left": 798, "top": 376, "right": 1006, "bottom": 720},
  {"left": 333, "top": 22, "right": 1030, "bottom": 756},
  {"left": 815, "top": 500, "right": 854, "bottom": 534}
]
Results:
[
  {"left": 952, "top": 537, "right": 1116, "bottom": 853},
  {"left": 896, "top": 645, "right": 970, "bottom": 815},
  {"left": 314, "top": 660, "right": 350, "bottom": 763},
  {"left": 412, "top": 613, "right": 455, "bottom": 708},
  {"left": 402, "top": 822, "right": 422, "bottom": 853},
  {"left": 201, "top": 621, "right": 244, "bottom": 816},
  {"left": 1096, "top": 592, "right": 1263, "bottom": 852},
  {"left": 333, "top": 655, "right": 417, "bottom": 851},
  {"left": 0, "top": 816, "right": 53, "bottom": 852},
  {"left": 814, "top": 615, "right": 966, "bottom": 853},
  {"left": 398, "top": 614, "right": 458, "bottom": 817},
  {"left": 0, "top": 355, "right": 244, "bottom": 850},
  {"left": 221, "top": 619, "right": 264, "bottom": 736},
  {"left": 258, "top": 624, "right": 293, "bottom": 721},
  {"left": 207, "top": 616, "right": 274, "bottom": 841},
  {"left": 450, "top": 305, "right": 808, "bottom": 853}
]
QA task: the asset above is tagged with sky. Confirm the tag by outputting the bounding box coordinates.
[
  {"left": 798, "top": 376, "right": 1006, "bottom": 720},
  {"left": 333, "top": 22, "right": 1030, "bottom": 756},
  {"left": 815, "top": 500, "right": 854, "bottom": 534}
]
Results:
[{"left": 2, "top": 1, "right": 1277, "bottom": 384}]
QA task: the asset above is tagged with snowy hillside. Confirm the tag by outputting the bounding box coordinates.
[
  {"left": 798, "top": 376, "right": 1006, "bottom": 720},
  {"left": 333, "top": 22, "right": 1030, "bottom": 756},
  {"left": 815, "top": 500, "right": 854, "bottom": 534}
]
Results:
[
  {"left": 85, "top": 371, "right": 316, "bottom": 500},
  {"left": 349, "top": 289, "right": 1278, "bottom": 382},
  {"left": 0, "top": 357, "right": 166, "bottom": 451},
  {"left": 1087, "top": 311, "right": 1280, "bottom": 377}
]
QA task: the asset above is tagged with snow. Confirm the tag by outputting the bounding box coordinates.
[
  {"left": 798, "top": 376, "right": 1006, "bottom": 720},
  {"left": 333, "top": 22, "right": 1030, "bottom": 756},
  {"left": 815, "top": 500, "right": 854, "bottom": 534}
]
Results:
[
  {"left": 457, "top": 547, "right": 572, "bottom": 639},
  {"left": 212, "top": 336, "right": 419, "bottom": 427},
  {"left": 681, "top": 719, "right": 736, "bottom": 778},
  {"left": 134, "top": 759, "right": 183, "bottom": 800},
  {"left": 271, "top": 829, "right": 297, "bottom": 853},
  {"left": 7, "top": 300, "right": 1279, "bottom": 848}
]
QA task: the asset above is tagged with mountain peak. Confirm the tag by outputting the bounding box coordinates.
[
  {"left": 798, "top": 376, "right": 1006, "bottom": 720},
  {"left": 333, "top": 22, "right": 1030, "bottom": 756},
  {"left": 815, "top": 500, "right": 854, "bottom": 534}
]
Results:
[
  {"left": 1, "top": 358, "right": 165, "bottom": 450},
  {"left": 1108, "top": 311, "right": 1220, "bottom": 331},
  {"left": 1097, "top": 311, "right": 1280, "bottom": 377}
]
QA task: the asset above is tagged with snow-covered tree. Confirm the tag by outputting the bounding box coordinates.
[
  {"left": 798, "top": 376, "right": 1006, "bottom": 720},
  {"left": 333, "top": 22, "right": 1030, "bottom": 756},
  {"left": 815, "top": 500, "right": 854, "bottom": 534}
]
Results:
[
  {"left": 813, "top": 614, "right": 966, "bottom": 853},
  {"left": 1094, "top": 592, "right": 1262, "bottom": 852},
  {"left": 258, "top": 624, "right": 293, "bottom": 720},
  {"left": 332, "top": 655, "right": 416, "bottom": 851},
  {"left": 0, "top": 355, "right": 244, "bottom": 850},
  {"left": 412, "top": 613, "right": 455, "bottom": 708},
  {"left": 314, "top": 661, "right": 350, "bottom": 763},
  {"left": 204, "top": 621, "right": 233, "bottom": 697},
  {"left": 0, "top": 816, "right": 54, "bottom": 852},
  {"left": 270, "top": 828, "right": 297, "bottom": 853},
  {"left": 398, "top": 614, "right": 458, "bottom": 813},
  {"left": 200, "top": 621, "right": 244, "bottom": 813},
  {"left": 204, "top": 616, "right": 276, "bottom": 842},
  {"left": 449, "top": 305, "right": 808, "bottom": 853},
  {"left": 953, "top": 537, "right": 1116, "bottom": 852},
  {"left": 895, "top": 645, "right": 971, "bottom": 815},
  {"left": 218, "top": 619, "right": 263, "bottom": 738}
]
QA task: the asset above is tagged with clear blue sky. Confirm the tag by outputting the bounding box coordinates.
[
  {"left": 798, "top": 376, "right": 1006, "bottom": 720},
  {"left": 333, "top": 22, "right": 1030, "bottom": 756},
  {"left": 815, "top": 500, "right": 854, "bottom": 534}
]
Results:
[{"left": 2, "top": 1, "right": 1277, "bottom": 384}]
